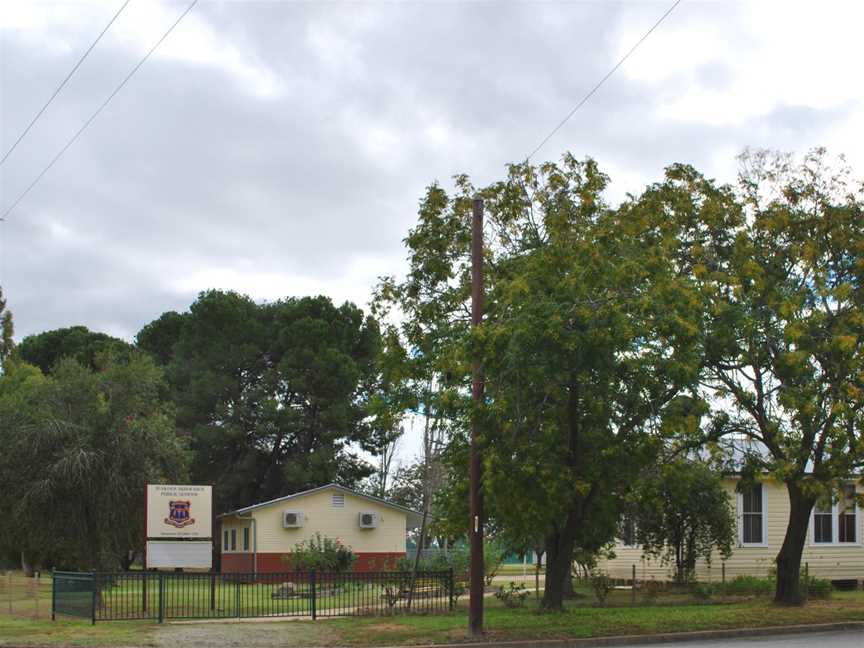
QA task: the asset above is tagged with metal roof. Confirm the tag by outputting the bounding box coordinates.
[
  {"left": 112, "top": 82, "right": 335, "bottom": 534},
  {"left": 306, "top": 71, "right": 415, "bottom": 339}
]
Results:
[{"left": 217, "top": 483, "right": 423, "bottom": 526}]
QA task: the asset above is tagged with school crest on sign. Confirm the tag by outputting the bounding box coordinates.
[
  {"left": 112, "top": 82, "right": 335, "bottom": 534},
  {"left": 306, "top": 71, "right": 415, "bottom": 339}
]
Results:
[{"left": 164, "top": 500, "right": 195, "bottom": 528}]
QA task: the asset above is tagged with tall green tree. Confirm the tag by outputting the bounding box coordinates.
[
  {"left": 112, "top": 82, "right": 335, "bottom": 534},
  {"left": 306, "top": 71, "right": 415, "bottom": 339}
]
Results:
[
  {"left": 629, "top": 458, "right": 735, "bottom": 583},
  {"left": 690, "top": 148, "right": 864, "bottom": 603},
  {"left": 17, "top": 325, "right": 132, "bottom": 374},
  {"left": 137, "top": 290, "right": 388, "bottom": 512},
  {"left": 0, "top": 287, "right": 13, "bottom": 363},
  {"left": 379, "top": 155, "right": 707, "bottom": 609},
  {"left": 0, "top": 354, "right": 186, "bottom": 570}
]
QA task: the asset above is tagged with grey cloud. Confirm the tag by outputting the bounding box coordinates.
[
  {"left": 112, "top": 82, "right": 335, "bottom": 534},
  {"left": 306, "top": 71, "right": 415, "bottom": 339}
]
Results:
[{"left": 1, "top": 0, "right": 860, "bottom": 342}]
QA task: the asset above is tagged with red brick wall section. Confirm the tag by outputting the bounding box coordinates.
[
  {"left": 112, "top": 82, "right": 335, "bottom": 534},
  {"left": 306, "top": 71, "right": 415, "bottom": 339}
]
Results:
[{"left": 220, "top": 552, "right": 406, "bottom": 573}]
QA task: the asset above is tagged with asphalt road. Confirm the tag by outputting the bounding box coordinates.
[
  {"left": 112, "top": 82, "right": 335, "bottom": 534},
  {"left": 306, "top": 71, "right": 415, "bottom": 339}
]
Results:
[{"left": 620, "top": 630, "right": 864, "bottom": 647}]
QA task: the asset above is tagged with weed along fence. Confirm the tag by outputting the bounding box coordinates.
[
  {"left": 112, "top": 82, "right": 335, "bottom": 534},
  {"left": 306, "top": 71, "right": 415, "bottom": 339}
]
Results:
[{"left": 53, "top": 570, "right": 456, "bottom": 623}]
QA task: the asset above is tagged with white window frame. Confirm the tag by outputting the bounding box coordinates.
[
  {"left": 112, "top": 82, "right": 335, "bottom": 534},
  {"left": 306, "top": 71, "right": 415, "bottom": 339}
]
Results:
[
  {"left": 737, "top": 483, "right": 768, "bottom": 548},
  {"left": 810, "top": 486, "right": 860, "bottom": 547}
]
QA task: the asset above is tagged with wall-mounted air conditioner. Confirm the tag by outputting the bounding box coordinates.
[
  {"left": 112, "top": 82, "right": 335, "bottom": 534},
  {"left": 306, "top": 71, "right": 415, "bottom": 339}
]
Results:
[
  {"left": 283, "top": 511, "right": 304, "bottom": 528},
  {"left": 359, "top": 512, "right": 378, "bottom": 529}
]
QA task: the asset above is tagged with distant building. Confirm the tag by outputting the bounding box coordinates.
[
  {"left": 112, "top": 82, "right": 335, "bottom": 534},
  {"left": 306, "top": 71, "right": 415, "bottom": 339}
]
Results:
[{"left": 218, "top": 484, "right": 422, "bottom": 573}]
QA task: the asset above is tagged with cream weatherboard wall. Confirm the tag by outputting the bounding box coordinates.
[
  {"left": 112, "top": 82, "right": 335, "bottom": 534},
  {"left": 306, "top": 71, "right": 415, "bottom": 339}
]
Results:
[
  {"left": 599, "top": 480, "right": 864, "bottom": 582},
  {"left": 219, "top": 486, "right": 411, "bottom": 572}
]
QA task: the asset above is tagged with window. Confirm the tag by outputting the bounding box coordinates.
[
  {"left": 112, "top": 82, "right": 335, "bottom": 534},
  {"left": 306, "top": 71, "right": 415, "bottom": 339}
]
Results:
[
  {"left": 813, "top": 485, "right": 858, "bottom": 545},
  {"left": 332, "top": 493, "right": 345, "bottom": 508},
  {"left": 813, "top": 497, "right": 833, "bottom": 543},
  {"left": 741, "top": 484, "right": 765, "bottom": 545},
  {"left": 839, "top": 485, "right": 857, "bottom": 544},
  {"left": 230, "top": 528, "right": 237, "bottom": 551},
  {"left": 243, "top": 527, "right": 250, "bottom": 551},
  {"left": 223, "top": 529, "right": 229, "bottom": 552},
  {"left": 619, "top": 515, "right": 637, "bottom": 547}
]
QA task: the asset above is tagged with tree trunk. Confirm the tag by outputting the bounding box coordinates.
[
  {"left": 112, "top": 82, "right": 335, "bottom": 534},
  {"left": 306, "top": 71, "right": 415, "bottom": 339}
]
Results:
[
  {"left": 542, "top": 514, "right": 579, "bottom": 610},
  {"left": 774, "top": 481, "right": 815, "bottom": 605}
]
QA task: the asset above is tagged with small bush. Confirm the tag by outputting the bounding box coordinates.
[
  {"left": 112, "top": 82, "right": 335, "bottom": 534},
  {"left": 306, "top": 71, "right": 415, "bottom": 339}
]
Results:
[
  {"left": 590, "top": 570, "right": 615, "bottom": 605},
  {"left": 284, "top": 533, "right": 357, "bottom": 572},
  {"left": 642, "top": 579, "right": 662, "bottom": 604},
  {"left": 692, "top": 582, "right": 715, "bottom": 601},
  {"left": 495, "top": 581, "right": 528, "bottom": 608},
  {"left": 725, "top": 575, "right": 774, "bottom": 596},
  {"left": 804, "top": 576, "right": 832, "bottom": 600}
]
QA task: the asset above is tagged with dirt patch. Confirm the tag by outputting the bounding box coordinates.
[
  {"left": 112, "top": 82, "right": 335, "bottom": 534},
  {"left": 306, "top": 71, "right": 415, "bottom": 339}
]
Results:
[{"left": 152, "top": 620, "right": 339, "bottom": 648}]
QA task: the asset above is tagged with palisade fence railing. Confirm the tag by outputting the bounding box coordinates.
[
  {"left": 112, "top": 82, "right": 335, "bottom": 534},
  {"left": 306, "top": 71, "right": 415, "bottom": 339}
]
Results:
[{"left": 53, "top": 569, "right": 457, "bottom": 624}]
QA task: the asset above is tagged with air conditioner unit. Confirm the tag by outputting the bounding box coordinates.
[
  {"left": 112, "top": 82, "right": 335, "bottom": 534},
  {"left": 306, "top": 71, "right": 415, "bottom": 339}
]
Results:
[
  {"left": 283, "top": 511, "right": 304, "bottom": 528},
  {"left": 359, "top": 512, "right": 378, "bottom": 529}
]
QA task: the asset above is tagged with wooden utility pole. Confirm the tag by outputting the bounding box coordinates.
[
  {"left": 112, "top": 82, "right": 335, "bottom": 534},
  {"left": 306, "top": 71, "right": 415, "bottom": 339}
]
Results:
[{"left": 469, "top": 196, "right": 485, "bottom": 636}]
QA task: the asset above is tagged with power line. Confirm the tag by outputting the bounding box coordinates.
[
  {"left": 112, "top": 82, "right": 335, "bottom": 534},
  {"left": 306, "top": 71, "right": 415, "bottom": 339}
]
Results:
[
  {"left": 0, "top": 0, "right": 134, "bottom": 167},
  {"left": 0, "top": 0, "right": 199, "bottom": 221},
  {"left": 525, "top": 0, "right": 683, "bottom": 162}
]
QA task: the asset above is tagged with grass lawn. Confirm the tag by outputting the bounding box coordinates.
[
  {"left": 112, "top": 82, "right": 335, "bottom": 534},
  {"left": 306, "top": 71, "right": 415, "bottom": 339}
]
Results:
[{"left": 3, "top": 571, "right": 863, "bottom": 647}]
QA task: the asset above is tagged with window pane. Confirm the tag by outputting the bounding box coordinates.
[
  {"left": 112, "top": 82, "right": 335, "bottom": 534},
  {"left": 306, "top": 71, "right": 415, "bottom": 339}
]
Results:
[
  {"left": 231, "top": 529, "right": 237, "bottom": 550},
  {"left": 620, "top": 516, "right": 635, "bottom": 546},
  {"left": 223, "top": 530, "right": 228, "bottom": 550},
  {"left": 743, "top": 513, "right": 762, "bottom": 543},
  {"left": 743, "top": 485, "right": 762, "bottom": 513},
  {"left": 839, "top": 514, "right": 856, "bottom": 543},
  {"left": 814, "top": 514, "right": 832, "bottom": 543}
]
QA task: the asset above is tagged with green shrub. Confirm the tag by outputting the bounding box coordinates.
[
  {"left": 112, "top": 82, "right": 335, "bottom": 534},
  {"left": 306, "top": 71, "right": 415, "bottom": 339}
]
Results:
[
  {"left": 642, "top": 579, "right": 662, "bottom": 604},
  {"left": 725, "top": 575, "right": 774, "bottom": 596},
  {"left": 803, "top": 576, "right": 833, "bottom": 600},
  {"left": 692, "top": 582, "right": 715, "bottom": 601},
  {"left": 284, "top": 533, "right": 357, "bottom": 572},
  {"left": 590, "top": 570, "right": 615, "bottom": 605},
  {"left": 495, "top": 581, "right": 529, "bottom": 608}
]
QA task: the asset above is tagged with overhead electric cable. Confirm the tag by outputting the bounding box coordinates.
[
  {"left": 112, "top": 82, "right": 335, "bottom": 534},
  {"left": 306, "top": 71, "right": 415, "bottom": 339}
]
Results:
[
  {"left": 525, "top": 0, "right": 682, "bottom": 162},
  {"left": 0, "top": 0, "right": 198, "bottom": 220},
  {"left": 0, "top": 0, "right": 134, "bottom": 167}
]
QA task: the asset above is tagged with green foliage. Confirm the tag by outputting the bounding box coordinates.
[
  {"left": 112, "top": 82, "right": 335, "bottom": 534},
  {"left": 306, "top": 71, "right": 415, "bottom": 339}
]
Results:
[
  {"left": 630, "top": 459, "right": 735, "bottom": 583},
  {"left": 724, "top": 576, "right": 775, "bottom": 596},
  {"left": 589, "top": 570, "right": 615, "bottom": 606},
  {"left": 17, "top": 326, "right": 132, "bottom": 374},
  {"left": 804, "top": 576, "right": 833, "bottom": 600},
  {"left": 285, "top": 533, "right": 357, "bottom": 572},
  {"left": 381, "top": 155, "right": 706, "bottom": 609},
  {"left": 0, "top": 354, "right": 187, "bottom": 570},
  {"left": 692, "top": 583, "right": 714, "bottom": 602},
  {"left": 681, "top": 148, "right": 864, "bottom": 602},
  {"left": 137, "top": 291, "right": 386, "bottom": 512},
  {"left": 495, "top": 582, "right": 529, "bottom": 608},
  {"left": 0, "top": 286, "right": 13, "bottom": 364}
]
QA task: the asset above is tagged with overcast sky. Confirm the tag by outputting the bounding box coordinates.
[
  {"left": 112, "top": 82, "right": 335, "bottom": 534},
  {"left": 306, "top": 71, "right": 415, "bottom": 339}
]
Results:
[{"left": 2, "top": 0, "right": 863, "bottom": 460}]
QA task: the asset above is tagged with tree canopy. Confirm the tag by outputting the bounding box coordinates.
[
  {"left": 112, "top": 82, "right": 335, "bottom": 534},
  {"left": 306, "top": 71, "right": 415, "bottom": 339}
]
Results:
[
  {"left": 690, "top": 148, "right": 864, "bottom": 603},
  {"left": 0, "top": 354, "right": 186, "bottom": 571},
  {"left": 17, "top": 325, "right": 132, "bottom": 374},
  {"left": 136, "top": 290, "right": 388, "bottom": 512},
  {"left": 629, "top": 458, "right": 735, "bottom": 583},
  {"left": 377, "top": 155, "right": 710, "bottom": 608}
]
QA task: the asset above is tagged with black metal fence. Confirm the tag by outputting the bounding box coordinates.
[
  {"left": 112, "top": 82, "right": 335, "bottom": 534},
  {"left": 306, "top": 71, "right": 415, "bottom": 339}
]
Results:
[{"left": 53, "top": 570, "right": 455, "bottom": 623}]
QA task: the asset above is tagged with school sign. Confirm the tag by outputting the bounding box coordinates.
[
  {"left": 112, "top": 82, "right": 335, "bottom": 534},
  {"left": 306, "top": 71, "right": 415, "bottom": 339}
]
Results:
[{"left": 145, "top": 484, "right": 213, "bottom": 569}]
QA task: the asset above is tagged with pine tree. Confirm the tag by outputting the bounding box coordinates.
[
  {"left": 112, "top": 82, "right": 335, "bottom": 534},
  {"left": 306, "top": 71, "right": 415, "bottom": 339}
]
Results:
[{"left": 0, "top": 287, "right": 13, "bottom": 363}]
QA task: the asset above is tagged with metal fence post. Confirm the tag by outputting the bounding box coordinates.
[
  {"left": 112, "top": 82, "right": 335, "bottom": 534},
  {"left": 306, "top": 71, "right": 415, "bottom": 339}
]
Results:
[
  {"left": 51, "top": 571, "right": 56, "bottom": 621},
  {"left": 804, "top": 562, "right": 810, "bottom": 601},
  {"left": 158, "top": 573, "right": 164, "bottom": 624},
  {"left": 449, "top": 568, "right": 455, "bottom": 611},
  {"left": 90, "top": 572, "right": 96, "bottom": 625},
  {"left": 235, "top": 576, "right": 241, "bottom": 619},
  {"left": 310, "top": 570, "right": 316, "bottom": 620},
  {"left": 631, "top": 565, "right": 636, "bottom": 606}
]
